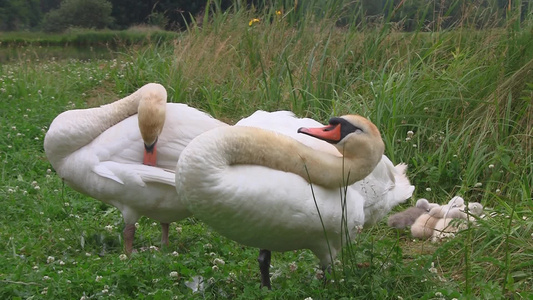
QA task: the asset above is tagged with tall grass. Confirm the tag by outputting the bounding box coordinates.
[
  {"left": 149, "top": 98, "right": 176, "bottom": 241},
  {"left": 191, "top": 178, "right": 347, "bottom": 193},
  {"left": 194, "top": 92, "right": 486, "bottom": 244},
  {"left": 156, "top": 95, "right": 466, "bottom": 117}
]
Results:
[{"left": 1, "top": 0, "right": 532, "bottom": 298}]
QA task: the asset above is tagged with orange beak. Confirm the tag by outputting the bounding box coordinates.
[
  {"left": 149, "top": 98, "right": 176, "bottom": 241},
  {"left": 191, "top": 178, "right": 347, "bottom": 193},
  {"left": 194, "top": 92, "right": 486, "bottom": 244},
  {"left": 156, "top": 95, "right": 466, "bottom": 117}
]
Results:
[
  {"left": 297, "top": 124, "right": 341, "bottom": 143},
  {"left": 143, "top": 142, "right": 157, "bottom": 166}
]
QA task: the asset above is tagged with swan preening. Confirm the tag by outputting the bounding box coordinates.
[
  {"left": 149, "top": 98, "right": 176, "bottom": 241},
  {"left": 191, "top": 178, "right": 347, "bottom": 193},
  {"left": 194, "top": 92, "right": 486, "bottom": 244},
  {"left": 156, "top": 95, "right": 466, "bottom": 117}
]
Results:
[
  {"left": 44, "top": 83, "right": 227, "bottom": 253},
  {"left": 177, "top": 110, "right": 413, "bottom": 288},
  {"left": 137, "top": 88, "right": 166, "bottom": 166},
  {"left": 45, "top": 83, "right": 414, "bottom": 288}
]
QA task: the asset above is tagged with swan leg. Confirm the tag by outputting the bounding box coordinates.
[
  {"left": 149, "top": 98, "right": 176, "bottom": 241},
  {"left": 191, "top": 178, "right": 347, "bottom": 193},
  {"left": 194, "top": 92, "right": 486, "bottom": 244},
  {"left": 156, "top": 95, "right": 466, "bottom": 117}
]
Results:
[
  {"left": 161, "top": 222, "right": 169, "bottom": 246},
  {"left": 258, "top": 249, "right": 272, "bottom": 289},
  {"left": 322, "top": 265, "right": 332, "bottom": 286},
  {"left": 123, "top": 223, "right": 136, "bottom": 254}
]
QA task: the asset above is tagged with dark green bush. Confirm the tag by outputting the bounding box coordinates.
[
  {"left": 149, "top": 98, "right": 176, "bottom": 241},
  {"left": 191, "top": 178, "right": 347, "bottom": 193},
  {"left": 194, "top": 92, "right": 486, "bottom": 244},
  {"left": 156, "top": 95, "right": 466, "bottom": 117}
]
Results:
[{"left": 41, "top": 0, "right": 114, "bottom": 32}]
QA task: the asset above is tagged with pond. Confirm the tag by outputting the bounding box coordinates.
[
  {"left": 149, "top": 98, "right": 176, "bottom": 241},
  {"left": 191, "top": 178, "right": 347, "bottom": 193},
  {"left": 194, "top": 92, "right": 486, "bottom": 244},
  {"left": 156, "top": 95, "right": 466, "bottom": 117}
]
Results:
[{"left": 0, "top": 45, "right": 119, "bottom": 64}]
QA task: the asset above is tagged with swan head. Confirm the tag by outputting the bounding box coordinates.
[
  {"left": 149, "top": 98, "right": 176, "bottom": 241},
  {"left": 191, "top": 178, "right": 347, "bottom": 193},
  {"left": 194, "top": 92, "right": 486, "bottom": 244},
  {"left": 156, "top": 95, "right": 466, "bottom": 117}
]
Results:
[
  {"left": 137, "top": 85, "right": 167, "bottom": 166},
  {"left": 467, "top": 202, "right": 484, "bottom": 216},
  {"left": 415, "top": 198, "right": 430, "bottom": 210},
  {"left": 297, "top": 115, "right": 385, "bottom": 167}
]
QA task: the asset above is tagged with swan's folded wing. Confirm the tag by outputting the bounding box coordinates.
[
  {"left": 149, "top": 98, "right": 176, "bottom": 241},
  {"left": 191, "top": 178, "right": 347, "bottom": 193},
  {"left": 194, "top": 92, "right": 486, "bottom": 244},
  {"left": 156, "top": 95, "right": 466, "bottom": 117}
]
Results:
[
  {"left": 93, "top": 164, "right": 125, "bottom": 185},
  {"left": 93, "top": 162, "right": 175, "bottom": 187},
  {"left": 134, "top": 166, "right": 176, "bottom": 186}
]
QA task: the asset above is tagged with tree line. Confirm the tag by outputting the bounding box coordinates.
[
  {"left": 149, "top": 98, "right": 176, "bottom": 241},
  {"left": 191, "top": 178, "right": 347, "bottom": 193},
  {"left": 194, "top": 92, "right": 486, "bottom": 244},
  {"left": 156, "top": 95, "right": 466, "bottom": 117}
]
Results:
[{"left": 0, "top": 0, "right": 530, "bottom": 32}]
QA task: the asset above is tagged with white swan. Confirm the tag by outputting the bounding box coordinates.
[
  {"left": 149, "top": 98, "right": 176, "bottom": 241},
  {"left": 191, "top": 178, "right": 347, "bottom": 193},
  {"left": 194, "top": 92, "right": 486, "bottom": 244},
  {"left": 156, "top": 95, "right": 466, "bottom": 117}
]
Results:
[
  {"left": 176, "top": 110, "right": 412, "bottom": 288},
  {"left": 44, "top": 83, "right": 227, "bottom": 253}
]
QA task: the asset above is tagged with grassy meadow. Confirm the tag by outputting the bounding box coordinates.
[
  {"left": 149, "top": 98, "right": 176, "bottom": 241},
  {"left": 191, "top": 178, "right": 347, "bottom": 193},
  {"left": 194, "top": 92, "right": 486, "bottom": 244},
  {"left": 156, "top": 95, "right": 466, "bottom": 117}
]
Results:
[{"left": 1, "top": 6, "right": 532, "bottom": 299}]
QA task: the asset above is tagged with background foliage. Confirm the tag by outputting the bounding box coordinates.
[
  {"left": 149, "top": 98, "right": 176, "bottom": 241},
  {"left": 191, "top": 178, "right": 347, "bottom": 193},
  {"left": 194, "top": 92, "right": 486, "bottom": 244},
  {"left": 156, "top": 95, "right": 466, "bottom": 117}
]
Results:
[{"left": 0, "top": 0, "right": 532, "bottom": 32}]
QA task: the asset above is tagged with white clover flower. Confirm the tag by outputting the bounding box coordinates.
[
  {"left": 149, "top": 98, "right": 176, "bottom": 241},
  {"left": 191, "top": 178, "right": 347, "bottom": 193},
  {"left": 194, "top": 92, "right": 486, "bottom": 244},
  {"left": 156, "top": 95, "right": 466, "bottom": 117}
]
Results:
[
  {"left": 405, "top": 137, "right": 411, "bottom": 141},
  {"left": 213, "top": 258, "right": 225, "bottom": 266},
  {"left": 171, "top": 251, "right": 179, "bottom": 257},
  {"left": 169, "top": 271, "right": 179, "bottom": 278},
  {"left": 212, "top": 265, "right": 219, "bottom": 271},
  {"left": 435, "top": 292, "right": 443, "bottom": 297},
  {"left": 474, "top": 182, "right": 483, "bottom": 188},
  {"left": 95, "top": 275, "right": 103, "bottom": 282},
  {"left": 104, "top": 225, "right": 113, "bottom": 233},
  {"left": 85, "top": 252, "right": 92, "bottom": 257},
  {"left": 151, "top": 222, "right": 157, "bottom": 226},
  {"left": 407, "top": 130, "right": 414, "bottom": 137},
  {"left": 102, "top": 289, "right": 109, "bottom": 294},
  {"left": 496, "top": 189, "right": 501, "bottom": 194},
  {"left": 33, "top": 265, "right": 38, "bottom": 270},
  {"left": 315, "top": 269, "right": 324, "bottom": 280},
  {"left": 176, "top": 226, "right": 182, "bottom": 234},
  {"left": 203, "top": 243, "right": 212, "bottom": 250},
  {"left": 59, "top": 260, "right": 65, "bottom": 265},
  {"left": 34, "top": 185, "right": 40, "bottom": 190},
  {"left": 135, "top": 223, "right": 140, "bottom": 229},
  {"left": 426, "top": 188, "right": 432, "bottom": 192},
  {"left": 289, "top": 262, "right": 298, "bottom": 272},
  {"left": 428, "top": 262, "right": 438, "bottom": 274},
  {"left": 41, "top": 287, "right": 48, "bottom": 295},
  {"left": 119, "top": 254, "right": 128, "bottom": 261},
  {"left": 47, "top": 256, "right": 55, "bottom": 264},
  {"left": 43, "top": 275, "right": 51, "bottom": 281},
  {"left": 488, "top": 164, "right": 494, "bottom": 169}
]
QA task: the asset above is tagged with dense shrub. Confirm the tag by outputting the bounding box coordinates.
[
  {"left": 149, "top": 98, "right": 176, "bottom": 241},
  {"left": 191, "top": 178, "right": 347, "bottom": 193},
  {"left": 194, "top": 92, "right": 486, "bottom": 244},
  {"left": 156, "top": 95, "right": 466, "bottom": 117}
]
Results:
[{"left": 41, "top": 0, "right": 114, "bottom": 32}]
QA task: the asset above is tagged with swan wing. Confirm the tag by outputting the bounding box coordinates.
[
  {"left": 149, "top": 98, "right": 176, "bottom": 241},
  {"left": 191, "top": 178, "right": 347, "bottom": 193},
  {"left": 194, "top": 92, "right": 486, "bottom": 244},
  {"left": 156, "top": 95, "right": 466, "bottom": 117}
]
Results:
[
  {"left": 92, "top": 164, "right": 126, "bottom": 185},
  {"left": 94, "top": 161, "right": 176, "bottom": 188}
]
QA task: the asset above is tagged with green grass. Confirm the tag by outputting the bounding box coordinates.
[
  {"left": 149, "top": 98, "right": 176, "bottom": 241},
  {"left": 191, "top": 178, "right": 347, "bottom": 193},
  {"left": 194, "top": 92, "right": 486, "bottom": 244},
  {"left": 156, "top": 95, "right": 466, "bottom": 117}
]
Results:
[
  {"left": 0, "top": 27, "right": 180, "bottom": 47},
  {"left": 1, "top": 4, "right": 532, "bottom": 299}
]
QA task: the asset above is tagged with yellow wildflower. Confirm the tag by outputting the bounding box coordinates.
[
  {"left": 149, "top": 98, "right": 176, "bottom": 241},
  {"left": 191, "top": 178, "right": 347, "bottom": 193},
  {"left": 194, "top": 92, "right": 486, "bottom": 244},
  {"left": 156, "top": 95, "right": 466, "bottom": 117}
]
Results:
[
  {"left": 276, "top": 10, "right": 282, "bottom": 16},
  {"left": 249, "top": 18, "right": 260, "bottom": 26}
]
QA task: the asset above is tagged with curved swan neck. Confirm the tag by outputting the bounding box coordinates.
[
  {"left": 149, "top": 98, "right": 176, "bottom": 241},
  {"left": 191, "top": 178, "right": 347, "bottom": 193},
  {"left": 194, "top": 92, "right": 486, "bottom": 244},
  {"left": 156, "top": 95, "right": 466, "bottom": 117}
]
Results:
[
  {"left": 186, "top": 126, "right": 381, "bottom": 188},
  {"left": 44, "top": 83, "right": 164, "bottom": 163}
]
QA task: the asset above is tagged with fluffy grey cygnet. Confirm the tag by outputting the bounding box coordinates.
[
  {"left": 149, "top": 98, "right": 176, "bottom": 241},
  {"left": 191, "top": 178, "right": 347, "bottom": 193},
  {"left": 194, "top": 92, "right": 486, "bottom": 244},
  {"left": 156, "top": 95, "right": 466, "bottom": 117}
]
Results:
[{"left": 387, "top": 198, "right": 438, "bottom": 229}]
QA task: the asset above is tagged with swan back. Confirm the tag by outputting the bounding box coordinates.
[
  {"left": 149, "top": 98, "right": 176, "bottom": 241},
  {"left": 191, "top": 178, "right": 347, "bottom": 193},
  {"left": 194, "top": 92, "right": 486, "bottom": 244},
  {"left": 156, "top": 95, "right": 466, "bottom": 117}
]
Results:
[{"left": 354, "top": 156, "right": 414, "bottom": 226}]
